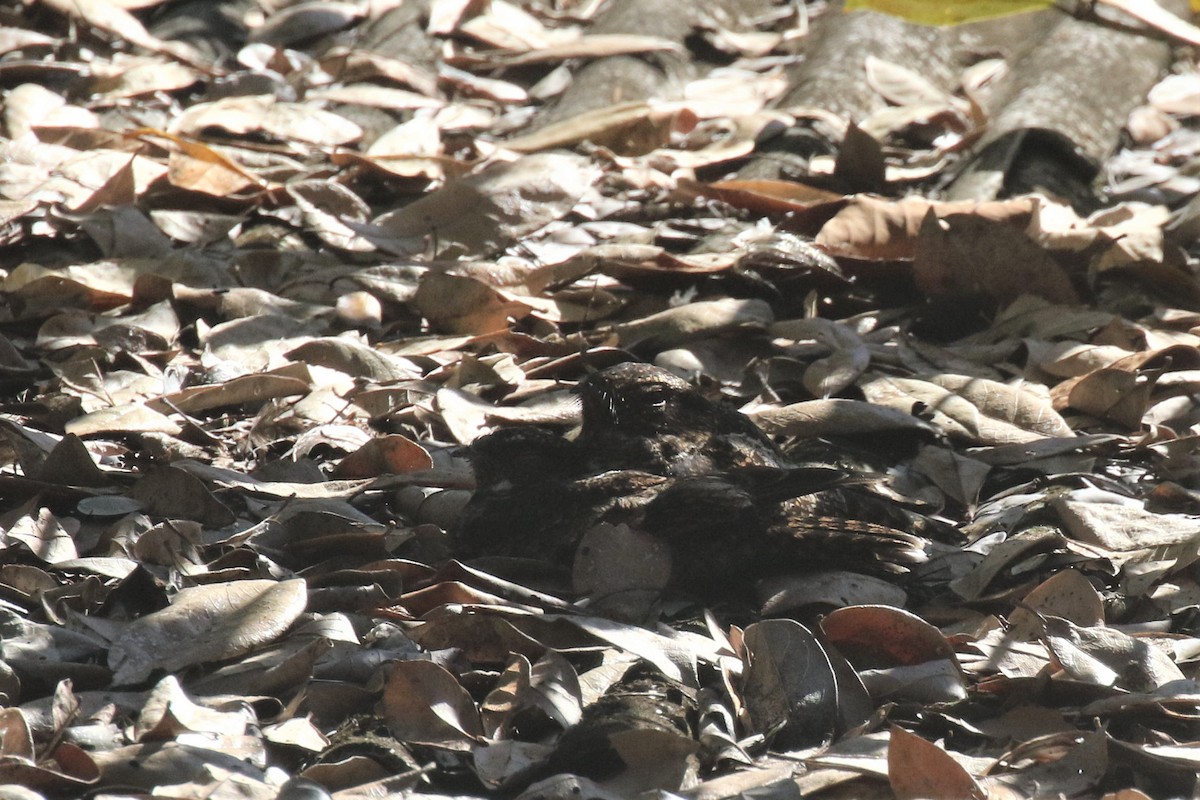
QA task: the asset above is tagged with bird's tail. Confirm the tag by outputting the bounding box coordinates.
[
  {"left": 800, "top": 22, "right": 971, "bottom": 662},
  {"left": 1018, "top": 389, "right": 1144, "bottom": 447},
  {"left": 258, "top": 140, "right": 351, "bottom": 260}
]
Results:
[{"left": 773, "top": 516, "right": 929, "bottom": 575}]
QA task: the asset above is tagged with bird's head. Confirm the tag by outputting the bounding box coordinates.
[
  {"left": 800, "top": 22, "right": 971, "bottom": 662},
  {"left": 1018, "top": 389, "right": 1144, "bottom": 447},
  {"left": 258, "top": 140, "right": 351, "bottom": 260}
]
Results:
[{"left": 577, "top": 362, "right": 710, "bottom": 436}]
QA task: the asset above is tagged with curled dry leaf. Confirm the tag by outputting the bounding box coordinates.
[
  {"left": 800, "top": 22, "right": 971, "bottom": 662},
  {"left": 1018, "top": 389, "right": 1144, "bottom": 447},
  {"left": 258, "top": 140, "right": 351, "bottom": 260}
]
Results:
[
  {"left": 913, "top": 211, "right": 1080, "bottom": 305},
  {"left": 128, "top": 465, "right": 235, "bottom": 526},
  {"left": 540, "top": 613, "right": 708, "bottom": 687},
  {"left": 3, "top": 507, "right": 78, "bottom": 563},
  {"left": 415, "top": 272, "right": 533, "bottom": 335},
  {"left": 135, "top": 675, "right": 252, "bottom": 740},
  {"left": 381, "top": 659, "right": 484, "bottom": 749},
  {"left": 949, "top": 529, "right": 1067, "bottom": 602},
  {"left": 7, "top": 262, "right": 141, "bottom": 309},
  {"left": 757, "top": 570, "right": 907, "bottom": 613},
  {"left": 1053, "top": 498, "right": 1200, "bottom": 552},
  {"left": 859, "top": 659, "right": 966, "bottom": 704},
  {"left": 372, "top": 152, "right": 600, "bottom": 257},
  {"left": 147, "top": 372, "right": 311, "bottom": 415},
  {"left": 248, "top": 1, "right": 364, "bottom": 46},
  {"left": 40, "top": 0, "right": 201, "bottom": 64},
  {"left": 435, "top": 385, "right": 579, "bottom": 444},
  {"left": 473, "top": 740, "right": 556, "bottom": 789},
  {"left": 910, "top": 446, "right": 990, "bottom": 509},
  {"left": 816, "top": 195, "right": 1035, "bottom": 260},
  {"left": 161, "top": 145, "right": 263, "bottom": 199},
  {"left": 675, "top": 177, "right": 845, "bottom": 228},
  {"left": 332, "top": 434, "right": 434, "bottom": 478},
  {"left": 286, "top": 338, "right": 421, "bottom": 383},
  {"left": 603, "top": 298, "right": 774, "bottom": 350},
  {"left": 457, "top": 34, "right": 684, "bottom": 67},
  {"left": 1007, "top": 568, "right": 1105, "bottom": 641},
  {"left": 888, "top": 725, "right": 985, "bottom": 800},
  {"left": 1037, "top": 615, "right": 1184, "bottom": 692},
  {"left": 861, "top": 374, "right": 1072, "bottom": 445},
  {"left": 1026, "top": 339, "right": 1132, "bottom": 379},
  {"left": 866, "top": 55, "right": 963, "bottom": 110},
  {"left": 931, "top": 374, "right": 1073, "bottom": 436},
  {"left": 108, "top": 579, "right": 307, "bottom": 685},
  {"left": 739, "top": 619, "right": 838, "bottom": 749},
  {"left": 1052, "top": 344, "right": 1200, "bottom": 429},
  {"left": 751, "top": 398, "right": 940, "bottom": 438},
  {"left": 170, "top": 95, "right": 362, "bottom": 147},
  {"left": 64, "top": 403, "right": 182, "bottom": 437},
  {"left": 0, "top": 732, "right": 100, "bottom": 793},
  {"left": 480, "top": 651, "right": 582, "bottom": 739},
  {"left": 503, "top": 101, "right": 694, "bottom": 156},
  {"left": 771, "top": 317, "right": 873, "bottom": 398},
  {"left": 822, "top": 605, "right": 957, "bottom": 669}
]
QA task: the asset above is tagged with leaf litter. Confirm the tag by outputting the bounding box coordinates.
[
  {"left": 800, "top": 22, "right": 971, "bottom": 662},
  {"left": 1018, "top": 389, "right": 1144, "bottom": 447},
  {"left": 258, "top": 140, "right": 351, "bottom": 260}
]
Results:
[{"left": 3, "top": 0, "right": 1200, "bottom": 798}]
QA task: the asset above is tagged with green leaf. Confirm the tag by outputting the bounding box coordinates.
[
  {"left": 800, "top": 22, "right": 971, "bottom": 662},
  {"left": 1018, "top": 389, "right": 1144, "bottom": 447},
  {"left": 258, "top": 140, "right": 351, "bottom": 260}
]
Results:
[{"left": 844, "top": 0, "right": 1055, "bottom": 25}]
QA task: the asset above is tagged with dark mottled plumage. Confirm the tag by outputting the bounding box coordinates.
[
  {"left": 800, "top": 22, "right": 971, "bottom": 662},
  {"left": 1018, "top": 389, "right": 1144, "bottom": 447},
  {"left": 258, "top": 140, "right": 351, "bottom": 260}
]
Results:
[
  {"left": 577, "top": 362, "right": 787, "bottom": 476},
  {"left": 453, "top": 426, "right": 666, "bottom": 564},
  {"left": 641, "top": 474, "right": 927, "bottom": 589},
  {"left": 451, "top": 363, "right": 934, "bottom": 588}
]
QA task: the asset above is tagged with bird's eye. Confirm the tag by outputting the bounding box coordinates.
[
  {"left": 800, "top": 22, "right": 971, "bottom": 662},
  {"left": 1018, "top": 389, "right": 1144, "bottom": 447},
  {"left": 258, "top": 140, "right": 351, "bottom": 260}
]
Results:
[{"left": 644, "top": 387, "right": 669, "bottom": 409}]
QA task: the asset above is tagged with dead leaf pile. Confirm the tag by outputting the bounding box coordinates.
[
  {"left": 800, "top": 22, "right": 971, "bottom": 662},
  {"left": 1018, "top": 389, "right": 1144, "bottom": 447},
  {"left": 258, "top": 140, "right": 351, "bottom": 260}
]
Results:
[{"left": 2, "top": 0, "right": 1200, "bottom": 797}]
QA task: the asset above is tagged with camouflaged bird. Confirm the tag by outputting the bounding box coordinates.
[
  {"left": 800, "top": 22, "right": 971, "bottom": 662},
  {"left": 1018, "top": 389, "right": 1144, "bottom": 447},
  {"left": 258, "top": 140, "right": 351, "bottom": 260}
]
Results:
[
  {"left": 452, "top": 363, "right": 932, "bottom": 589},
  {"left": 452, "top": 426, "right": 667, "bottom": 565},
  {"left": 577, "top": 361, "right": 788, "bottom": 477}
]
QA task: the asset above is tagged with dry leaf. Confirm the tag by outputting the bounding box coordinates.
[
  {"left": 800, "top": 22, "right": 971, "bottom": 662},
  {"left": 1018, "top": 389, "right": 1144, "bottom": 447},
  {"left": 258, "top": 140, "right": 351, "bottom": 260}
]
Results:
[
  {"left": 740, "top": 620, "right": 838, "bottom": 748},
  {"left": 888, "top": 725, "right": 985, "bottom": 800},
  {"left": 861, "top": 374, "right": 1071, "bottom": 444},
  {"left": 381, "top": 659, "right": 484, "bottom": 748},
  {"left": 372, "top": 152, "right": 599, "bottom": 257},
  {"left": 108, "top": 579, "right": 307, "bottom": 685}
]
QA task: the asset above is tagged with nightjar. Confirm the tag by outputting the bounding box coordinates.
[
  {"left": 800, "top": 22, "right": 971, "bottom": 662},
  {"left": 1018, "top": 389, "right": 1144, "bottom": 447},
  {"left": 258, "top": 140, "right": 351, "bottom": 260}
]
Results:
[
  {"left": 451, "top": 362, "right": 935, "bottom": 590},
  {"left": 577, "top": 361, "right": 787, "bottom": 476},
  {"left": 576, "top": 362, "right": 933, "bottom": 574},
  {"left": 452, "top": 426, "right": 666, "bottom": 565}
]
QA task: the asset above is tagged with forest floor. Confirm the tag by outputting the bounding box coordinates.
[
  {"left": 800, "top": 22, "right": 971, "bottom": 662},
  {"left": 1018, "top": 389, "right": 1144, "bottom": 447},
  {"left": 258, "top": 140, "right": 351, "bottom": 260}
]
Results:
[{"left": 4, "top": 0, "right": 1200, "bottom": 797}]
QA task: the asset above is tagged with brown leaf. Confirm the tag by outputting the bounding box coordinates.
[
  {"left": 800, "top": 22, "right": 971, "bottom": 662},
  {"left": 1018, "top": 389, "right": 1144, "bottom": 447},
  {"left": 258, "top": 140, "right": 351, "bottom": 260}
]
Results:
[
  {"left": 480, "top": 651, "right": 581, "bottom": 739},
  {"left": 751, "top": 398, "right": 939, "bottom": 438},
  {"left": 602, "top": 298, "right": 774, "bottom": 350},
  {"left": 822, "top": 605, "right": 957, "bottom": 668},
  {"left": 861, "top": 374, "right": 1071, "bottom": 445},
  {"left": 415, "top": 272, "right": 532, "bottom": 335},
  {"left": 372, "top": 153, "right": 599, "bottom": 257},
  {"left": 740, "top": 620, "right": 838, "bottom": 748},
  {"left": 914, "top": 210, "right": 1079, "bottom": 305},
  {"left": 381, "top": 659, "right": 484, "bottom": 748},
  {"left": 39, "top": 0, "right": 201, "bottom": 64},
  {"left": 503, "top": 102, "right": 694, "bottom": 156},
  {"left": 572, "top": 522, "right": 672, "bottom": 622},
  {"left": 1037, "top": 615, "right": 1184, "bottom": 691},
  {"left": 170, "top": 95, "right": 362, "bottom": 146},
  {"left": 1054, "top": 498, "right": 1200, "bottom": 552},
  {"left": 888, "top": 725, "right": 985, "bottom": 800},
  {"left": 128, "top": 465, "right": 235, "bottom": 526},
  {"left": 108, "top": 579, "right": 308, "bottom": 685},
  {"left": 455, "top": 34, "right": 683, "bottom": 67},
  {"left": 757, "top": 570, "right": 908, "bottom": 614},
  {"left": 816, "top": 195, "right": 1035, "bottom": 260},
  {"left": 333, "top": 435, "right": 434, "bottom": 478},
  {"left": 64, "top": 403, "right": 182, "bottom": 437},
  {"left": 676, "top": 177, "right": 845, "bottom": 227},
  {"left": 1052, "top": 344, "right": 1200, "bottom": 429}
]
